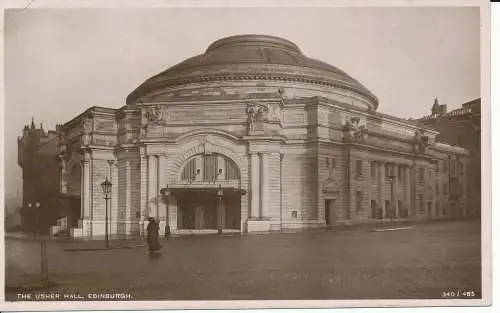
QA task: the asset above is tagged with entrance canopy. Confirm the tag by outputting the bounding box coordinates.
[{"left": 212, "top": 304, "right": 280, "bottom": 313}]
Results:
[{"left": 166, "top": 183, "right": 246, "bottom": 196}]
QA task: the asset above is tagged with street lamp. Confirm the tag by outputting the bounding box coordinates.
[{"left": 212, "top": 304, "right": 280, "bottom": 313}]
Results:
[
  {"left": 28, "top": 202, "right": 34, "bottom": 236},
  {"left": 387, "top": 164, "right": 396, "bottom": 226},
  {"left": 160, "top": 186, "right": 171, "bottom": 237},
  {"left": 101, "top": 177, "right": 112, "bottom": 248},
  {"left": 216, "top": 184, "right": 224, "bottom": 235},
  {"left": 29, "top": 201, "right": 48, "bottom": 286}
]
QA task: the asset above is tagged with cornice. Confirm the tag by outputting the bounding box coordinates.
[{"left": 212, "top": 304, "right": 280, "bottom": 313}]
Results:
[
  {"left": 130, "top": 73, "right": 378, "bottom": 109},
  {"left": 313, "top": 138, "right": 439, "bottom": 162}
]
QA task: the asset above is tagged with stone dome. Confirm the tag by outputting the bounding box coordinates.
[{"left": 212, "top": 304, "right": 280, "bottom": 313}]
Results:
[{"left": 126, "top": 34, "right": 378, "bottom": 110}]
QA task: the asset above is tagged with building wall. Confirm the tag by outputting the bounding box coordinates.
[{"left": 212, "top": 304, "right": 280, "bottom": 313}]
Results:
[
  {"left": 20, "top": 95, "right": 472, "bottom": 238},
  {"left": 417, "top": 98, "right": 480, "bottom": 217}
]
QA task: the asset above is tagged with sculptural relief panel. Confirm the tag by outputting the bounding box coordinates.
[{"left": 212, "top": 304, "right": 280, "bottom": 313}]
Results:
[{"left": 94, "top": 120, "right": 116, "bottom": 132}]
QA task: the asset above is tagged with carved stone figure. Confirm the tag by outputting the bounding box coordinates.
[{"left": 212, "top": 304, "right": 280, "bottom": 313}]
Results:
[
  {"left": 342, "top": 120, "right": 356, "bottom": 142},
  {"left": 145, "top": 105, "right": 170, "bottom": 125},
  {"left": 354, "top": 125, "right": 368, "bottom": 142},
  {"left": 413, "top": 130, "right": 429, "bottom": 153},
  {"left": 247, "top": 102, "right": 268, "bottom": 132},
  {"left": 82, "top": 116, "right": 92, "bottom": 134},
  {"left": 140, "top": 125, "right": 148, "bottom": 138}
]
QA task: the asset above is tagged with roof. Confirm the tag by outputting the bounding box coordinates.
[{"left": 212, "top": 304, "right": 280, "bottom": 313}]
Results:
[
  {"left": 417, "top": 98, "right": 480, "bottom": 122},
  {"left": 126, "top": 35, "right": 378, "bottom": 109}
]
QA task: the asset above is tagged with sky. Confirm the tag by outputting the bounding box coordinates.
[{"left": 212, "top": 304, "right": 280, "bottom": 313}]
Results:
[{"left": 3, "top": 6, "right": 481, "bottom": 205}]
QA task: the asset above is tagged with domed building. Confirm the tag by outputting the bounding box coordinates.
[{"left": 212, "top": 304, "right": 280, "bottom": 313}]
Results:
[{"left": 18, "top": 35, "right": 470, "bottom": 238}]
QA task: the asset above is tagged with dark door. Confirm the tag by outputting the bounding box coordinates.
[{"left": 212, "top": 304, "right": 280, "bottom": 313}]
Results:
[{"left": 325, "top": 199, "right": 336, "bottom": 225}]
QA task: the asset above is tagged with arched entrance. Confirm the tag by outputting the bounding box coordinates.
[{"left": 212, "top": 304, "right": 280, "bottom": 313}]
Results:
[{"left": 174, "top": 153, "right": 242, "bottom": 231}]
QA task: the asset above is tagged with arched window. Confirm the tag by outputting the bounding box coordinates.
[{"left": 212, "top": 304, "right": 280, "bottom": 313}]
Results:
[{"left": 180, "top": 153, "right": 240, "bottom": 182}]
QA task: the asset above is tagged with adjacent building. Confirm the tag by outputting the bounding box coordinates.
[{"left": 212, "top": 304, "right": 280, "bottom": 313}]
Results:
[
  {"left": 18, "top": 35, "right": 471, "bottom": 238},
  {"left": 416, "top": 97, "right": 481, "bottom": 217}
]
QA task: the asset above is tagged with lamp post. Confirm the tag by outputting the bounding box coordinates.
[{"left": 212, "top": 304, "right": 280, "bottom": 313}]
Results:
[
  {"left": 160, "top": 186, "right": 171, "bottom": 237},
  {"left": 216, "top": 184, "right": 223, "bottom": 235},
  {"left": 28, "top": 202, "right": 34, "bottom": 237},
  {"left": 101, "top": 177, "right": 112, "bottom": 248},
  {"left": 29, "top": 201, "right": 48, "bottom": 286}
]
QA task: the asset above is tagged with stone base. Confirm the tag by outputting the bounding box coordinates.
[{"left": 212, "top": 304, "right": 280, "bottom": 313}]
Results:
[
  {"left": 247, "top": 219, "right": 272, "bottom": 232},
  {"left": 70, "top": 219, "right": 140, "bottom": 238},
  {"left": 280, "top": 220, "right": 324, "bottom": 232}
]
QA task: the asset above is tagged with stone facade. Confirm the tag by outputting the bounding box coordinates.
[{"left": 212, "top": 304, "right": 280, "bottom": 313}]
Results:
[
  {"left": 18, "top": 35, "right": 471, "bottom": 238},
  {"left": 416, "top": 98, "right": 480, "bottom": 217}
]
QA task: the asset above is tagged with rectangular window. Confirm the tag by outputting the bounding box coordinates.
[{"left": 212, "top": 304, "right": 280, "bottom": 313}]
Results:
[
  {"left": 444, "top": 183, "right": 448, "bottom": 195},
  {"left": 371, "top": 161, "right": 377, "bottom": 177},
  {"left": 356, "top": 160, "right": 362, "bottom": 177},
  {"left": 356, "top": 191, "right": 363, "bottom": 212}
]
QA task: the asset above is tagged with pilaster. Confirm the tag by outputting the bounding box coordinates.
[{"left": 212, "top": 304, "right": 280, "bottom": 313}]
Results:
[
  {"left": 147, "top": 154, "right": 157, "bottom": 218},
  {"left": 80, "top": 150, "right": 92, "bottom": 236},
  {"left": 379, "top": 163, "right": 385, "bottom": 218},
  {"left": 260, "top": 152, "right": 269, "bottom": 218},
  {"left": 394, "top": 166, "right": 400, "bottom": 217},
  {"left": 250, "top": 152, "right": 260, "bottom": 219},
  {"left": 406, "top": 166, "right": 411, "bottom": 216}
]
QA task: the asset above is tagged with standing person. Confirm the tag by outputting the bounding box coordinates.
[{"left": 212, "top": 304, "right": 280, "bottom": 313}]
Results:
[{"left": 146, "top": 217, "right": 161, "bottom": 252}]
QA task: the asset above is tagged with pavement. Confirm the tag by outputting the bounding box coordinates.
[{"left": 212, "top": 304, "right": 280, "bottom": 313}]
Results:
[{"left": 4, "top": 220, "right": 482, "bottom": 301}]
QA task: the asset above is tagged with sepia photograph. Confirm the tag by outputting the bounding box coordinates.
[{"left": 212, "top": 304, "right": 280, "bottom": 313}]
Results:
[{"left": 1, "top": 0, "right": 492, "bottom": 310}]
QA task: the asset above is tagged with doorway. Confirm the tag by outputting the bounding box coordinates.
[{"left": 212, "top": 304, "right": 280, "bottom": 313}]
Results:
[
  {"left": 325, "top": 199, "right": 336, "bottom": 225},
  {"left": 177, "top": 189, "right": 241, "bottom": 230}
]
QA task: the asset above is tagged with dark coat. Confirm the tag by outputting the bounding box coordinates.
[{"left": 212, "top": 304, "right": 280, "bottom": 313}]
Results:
[{"left": 146, "top": 220, "right": 161, "bottom": 251}]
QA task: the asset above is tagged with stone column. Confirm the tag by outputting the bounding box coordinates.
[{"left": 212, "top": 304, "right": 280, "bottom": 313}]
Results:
[
  {"left": 140, "top": 154, "right": 148, "bottom": 235},
  {"left": 111, "top": 161, "right": 118, "bottom": 235},
  {"left": 260, "top": 153, "right": 269, "bottom": 218},
  {"left": 367, "top": 160, "right": 372, "bottom": 219},
  {"left": 147, "top": 155, "right": 157, "bottom": 218},
  {"left": 394, "top": 165, "right": 400, "bottom": 218},
  {"left": 410, "top": 163, "right": 416, "bottom": 217},
  {"left": 250, "top": 153, "right": 260, "bottom": 219},
  {"left": 80, "top": 152, "right": 91, "bottom": 221},
  {"left": 406, "top": 166, "right": 411, "bottom": 216},
  {"left": 125, "top": 160, "right": 132, "bottom": 234},
  {"left": 107, "top": 160, "right": 117, "bottom": 236},
  {"left": 155, "top": 155, "right": 160, "bottom": 219},
  {"left": 379, "top": 163, "right": 385, "bottom": 218}
]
